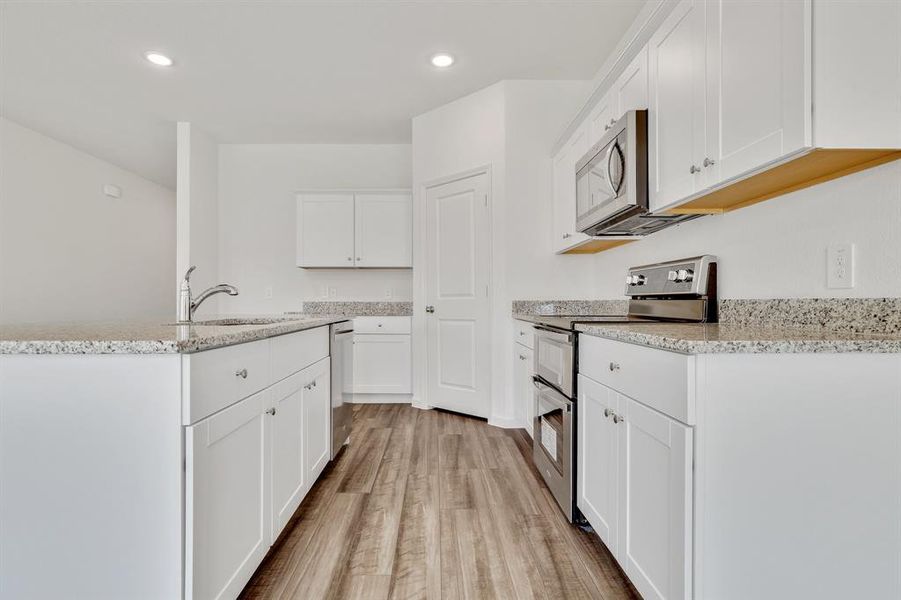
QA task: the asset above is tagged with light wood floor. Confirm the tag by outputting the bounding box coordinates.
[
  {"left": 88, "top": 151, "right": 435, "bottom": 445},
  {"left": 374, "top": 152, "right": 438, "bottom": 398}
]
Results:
[{"left": 240, "top": 403, "right": 639, "bottom": 600}]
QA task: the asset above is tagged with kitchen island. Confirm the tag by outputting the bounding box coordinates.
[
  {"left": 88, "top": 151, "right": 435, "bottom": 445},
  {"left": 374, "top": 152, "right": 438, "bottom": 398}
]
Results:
[{"left": 0, "top": 315, "right": 347, "bottom": 600}]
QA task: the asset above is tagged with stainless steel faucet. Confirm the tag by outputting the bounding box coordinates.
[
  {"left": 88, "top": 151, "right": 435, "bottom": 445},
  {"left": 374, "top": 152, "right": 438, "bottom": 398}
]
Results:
[{"left": 177, "top": 266, "right": 239, "bottom": 323}]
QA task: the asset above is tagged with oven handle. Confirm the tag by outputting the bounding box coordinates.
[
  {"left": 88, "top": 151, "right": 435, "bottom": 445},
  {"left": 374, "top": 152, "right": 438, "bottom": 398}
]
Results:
[
  {"left": 533, "top": 377, "right": 573, "bottom": 412},
  {"left": 532, "top": 325, "right": 574, "bottom": 345}
]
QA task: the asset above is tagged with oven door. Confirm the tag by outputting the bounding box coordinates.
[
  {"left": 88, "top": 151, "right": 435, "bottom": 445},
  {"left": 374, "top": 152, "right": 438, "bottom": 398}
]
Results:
[
  {"left": 533, "top": 326, "right": 574, "bottom": 397},
  {"left": 532, "top": 378, "right": 573, "bottom": 520}
]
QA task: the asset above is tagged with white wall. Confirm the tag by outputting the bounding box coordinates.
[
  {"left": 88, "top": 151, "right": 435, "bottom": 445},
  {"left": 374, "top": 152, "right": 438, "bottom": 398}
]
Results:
[
  {"left": 592, "top": 160, "right": 901, "bottom": 298},
  {"left": 217, "top": 143, "right": 412, "bottom": 314},
  {"left": 411, "top": 80, "right": 590, "bottom": 423},
  {"left": 176, "top": 122, "right": 221, "bottom": 316},
  {"left": 0, "top": 117, "right": 175, "bottom": 323}
]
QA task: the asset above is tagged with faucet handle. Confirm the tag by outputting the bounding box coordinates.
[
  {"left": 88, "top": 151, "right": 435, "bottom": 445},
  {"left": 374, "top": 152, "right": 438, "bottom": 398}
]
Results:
[{"left": 183, "top": 265, "right": 197, "bottom": 283}]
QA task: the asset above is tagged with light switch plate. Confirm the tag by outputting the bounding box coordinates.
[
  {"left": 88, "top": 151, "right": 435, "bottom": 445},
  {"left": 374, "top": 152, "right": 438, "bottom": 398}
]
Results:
[{"left": 827, "top": 243, "right": 855, "bottom": 289}]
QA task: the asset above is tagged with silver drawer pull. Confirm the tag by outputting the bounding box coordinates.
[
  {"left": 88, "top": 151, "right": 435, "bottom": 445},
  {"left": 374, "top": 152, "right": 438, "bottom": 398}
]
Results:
[
  {"left": 604, "top": 408, "right": 611, "bottom": 418},
  {"left": 266, "top": 407, "right": 276, "bottom": 416},
  {"left": 518, "top": 331, "right": 525, "bottom": 336},
  {"left": 612, "top": 413, "right": 623, "bottom": 424},
  {"left": 519, "top": 354, "right": 527, "bottom": 360},
  {"left": 608, "top": 362, "right": 620, "bottom": 372},
  {"left": 235, "top": 368, "right": 248, "bottom": 379}
]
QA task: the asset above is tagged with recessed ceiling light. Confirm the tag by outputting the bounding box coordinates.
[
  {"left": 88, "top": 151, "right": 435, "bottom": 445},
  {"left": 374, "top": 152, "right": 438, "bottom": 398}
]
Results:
[
  {"left": 144, "top": 51, "right": 174, "bottom": 67},
  {"left": 430, "top": 53, "right": 455, "bottom": 68}
]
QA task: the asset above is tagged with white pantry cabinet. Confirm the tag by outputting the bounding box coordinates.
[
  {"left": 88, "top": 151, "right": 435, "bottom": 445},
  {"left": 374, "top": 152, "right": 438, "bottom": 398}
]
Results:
[{"left": 296, "top": 191, "right": 412, "bottom": 268}]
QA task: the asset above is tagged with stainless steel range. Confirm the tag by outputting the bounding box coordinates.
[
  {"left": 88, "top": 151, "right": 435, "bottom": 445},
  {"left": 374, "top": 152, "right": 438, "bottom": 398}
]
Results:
[{"left": 529, "top": 255, "right": 718, "bottom": 522}]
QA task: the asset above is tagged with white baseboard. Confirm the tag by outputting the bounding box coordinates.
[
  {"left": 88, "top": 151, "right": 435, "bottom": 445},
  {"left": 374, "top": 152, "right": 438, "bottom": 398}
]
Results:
[
  {"left": 488, "top": 415, "right": 525, "bottom": 429},
  {"left": 349, "top": 393, "right": 412, "bottom": 404},
  {"left": 411, "top": 398, "right": 432, "bottom": 410}
]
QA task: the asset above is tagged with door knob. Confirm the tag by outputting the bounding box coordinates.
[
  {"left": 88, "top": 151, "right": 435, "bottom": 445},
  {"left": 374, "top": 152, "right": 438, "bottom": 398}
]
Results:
[{"left": 425, "top": 305, "right": 435, "bottom": 314}]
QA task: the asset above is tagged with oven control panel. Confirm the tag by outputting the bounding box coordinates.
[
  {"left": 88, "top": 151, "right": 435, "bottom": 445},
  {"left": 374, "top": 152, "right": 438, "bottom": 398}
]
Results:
[{"left": 624, "top": 255, "right": 716, "bottom": 297}]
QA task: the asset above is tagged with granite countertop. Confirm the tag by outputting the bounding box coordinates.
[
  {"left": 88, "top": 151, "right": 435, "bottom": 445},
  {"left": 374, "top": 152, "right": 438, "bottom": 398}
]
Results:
[
  {"left": 0, "top": 315, "right": 349, "bottom": 355},
  {"left": 575, "top": 322, "right": 901, "bottom": 354}
]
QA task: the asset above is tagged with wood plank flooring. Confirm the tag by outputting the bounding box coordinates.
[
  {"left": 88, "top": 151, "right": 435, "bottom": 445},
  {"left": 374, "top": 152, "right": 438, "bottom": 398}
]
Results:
[{"left": 240, "top": 404, "right": 639, "bottom": 600}]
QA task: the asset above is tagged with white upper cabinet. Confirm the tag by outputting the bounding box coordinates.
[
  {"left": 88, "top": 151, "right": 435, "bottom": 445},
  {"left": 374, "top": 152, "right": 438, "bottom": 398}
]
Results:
[
  {"left": 551, "top": 123, "right": 591, "bottom": 253},
  {"left": 354, "top": 193, "right": 413, "bottom": 267},
  {"left": 296, "top": 191, "right": 412, "bottom": 268},
  {"left": 614, "top": 45, "right": 649, "bottom": 119},
  {"left": 704, "top": 0, "right": 809, "bottom": 185},
  {"left": 647, "top": 0, "right": 707, "bottom": 212},
  {"left": 296, "top": 193, "right": 356, "bottom": 267},
  {"left": 588, "top": 91, "right": 616, "bottom": 147}
]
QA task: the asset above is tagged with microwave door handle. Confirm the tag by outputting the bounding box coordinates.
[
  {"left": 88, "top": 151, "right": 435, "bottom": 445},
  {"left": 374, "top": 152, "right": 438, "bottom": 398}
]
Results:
[{"left": 605, "top": 142, "right": 623, "bottom": 196}]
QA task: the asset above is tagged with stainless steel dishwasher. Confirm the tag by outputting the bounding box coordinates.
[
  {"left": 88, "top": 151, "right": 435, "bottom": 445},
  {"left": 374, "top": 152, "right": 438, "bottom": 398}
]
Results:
[{"left": 330, "top": 321, "right": 354, "bottom": 458}]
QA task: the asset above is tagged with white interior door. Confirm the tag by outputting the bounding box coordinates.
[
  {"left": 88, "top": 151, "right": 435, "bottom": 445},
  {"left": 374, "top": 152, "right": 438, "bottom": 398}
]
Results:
[{"left": 424, "top": 172, "right": 491, "bottom": 418}]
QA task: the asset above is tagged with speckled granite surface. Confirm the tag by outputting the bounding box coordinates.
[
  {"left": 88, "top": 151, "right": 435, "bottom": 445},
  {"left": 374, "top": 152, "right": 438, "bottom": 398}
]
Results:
[
  {"left": 300, "top": 301, "right": 413, "bottom": 317},
  {"left": 719, "top": 298, "right": 901, "bottom": 334},
  {"left": 511, "top": 300, "right": 628, "bottom": 316},
  {"left": 0, "top": 315, "right": 347, "bottom": 355},
  {"left": 575, "top": 322, "right": 901, "bottom": 354}
]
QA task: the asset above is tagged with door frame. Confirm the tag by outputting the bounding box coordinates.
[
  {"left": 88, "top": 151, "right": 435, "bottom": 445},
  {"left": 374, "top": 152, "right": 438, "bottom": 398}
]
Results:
[{"left": 412, "top": 165, "right": 494, "bottom": 412}]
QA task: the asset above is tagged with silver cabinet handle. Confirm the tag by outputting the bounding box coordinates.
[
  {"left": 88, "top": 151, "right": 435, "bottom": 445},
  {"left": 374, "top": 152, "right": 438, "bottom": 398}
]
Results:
[
  {"left": 613, "top": 414, "right": 623, "bottom": 424},
  {"left": 312, "top": 380, "right": 317, "bottom": 387},
  {"left": 356, "top": 257, "right": 362, "bottom": 261},
  {"left": 347, "top": 257, "right": 352, "bottom": 261},
  {"left": 518, "top": 331, "right": 525, "bottom": 336},
  {"left": 519, "top": 354, "right": 527, "bottom": 360},
  {"left": 703, "top": 157, "right": 715, "bottom": 168},
  {"left": 425, "top": 305, "right": 435, "bottom": 313},
  {"left": 266, "top": 407, "right": 276, "bottom": 416},
  {"left": 235, "top": 368, "right": 248, "bottom": 379},
  {"left": 608, "top": 362, "right": 620, "bottom": 372},
  {"left": 689, "top": 165, "right": 700, "bottom": 174},
  {"left": 609, "top": 118, "right": 616, "bottom": 126},
  {"left": 604, "top": 408, "right": 611, "bottom": 418},
  {"left": 377, "top": 323, "right": 383, "bottom": 328},
  {"left": 562, "top": 232, "right": 572, "bottom": 239}
]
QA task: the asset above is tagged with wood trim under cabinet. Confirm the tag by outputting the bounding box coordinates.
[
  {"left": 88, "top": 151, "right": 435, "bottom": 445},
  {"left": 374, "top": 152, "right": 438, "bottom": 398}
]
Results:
[{"left": 664, "top": 148, "right": 901, "bottom": 215}]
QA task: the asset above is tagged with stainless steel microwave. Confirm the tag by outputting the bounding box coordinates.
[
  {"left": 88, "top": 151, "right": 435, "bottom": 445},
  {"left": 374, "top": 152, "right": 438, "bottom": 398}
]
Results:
[{"left": 575, "top": 109, "right": 696, "bottom": 236}]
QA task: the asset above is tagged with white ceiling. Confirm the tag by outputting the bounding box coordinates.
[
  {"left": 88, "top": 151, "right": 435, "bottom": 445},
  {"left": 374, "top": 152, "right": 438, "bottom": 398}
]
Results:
[{"left": 0, "top": 1, "right": 645, "bottom": 188}]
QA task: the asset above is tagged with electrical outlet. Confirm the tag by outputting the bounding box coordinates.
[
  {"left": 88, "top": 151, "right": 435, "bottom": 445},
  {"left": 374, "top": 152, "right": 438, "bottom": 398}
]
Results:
[
  {"left": 385, "top": 288, "right": 393, "bottom": 299},
  {"left": 263, "top": 286, "right": 273, "bottom": 299},
  {"left": 827, "top": 243, "right": 855, "bottom": 289},
  {"left": 328, "top": 287, "right": 337, "bottom": 299}
]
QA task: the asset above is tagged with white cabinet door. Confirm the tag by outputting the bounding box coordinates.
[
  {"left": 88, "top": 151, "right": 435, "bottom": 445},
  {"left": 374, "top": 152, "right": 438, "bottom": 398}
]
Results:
[
  {"left": 614, "top": 45, "right": 649, "bottom": 119},
  {"left": 296, "top": 193, "right": 355, "bottom": 267},
  {"left": 513, "top": 343, "right": 534, "bottom": 436},
  {"left": 618, "top": 395, "right": 693, "bottom": 600},
  {"left": 186, "top": 389, "right": 269, "bottom": 600},
  {"left": 704, "top": 0, "right": 809, "bottom": 186},
  {"left": 353, "top": 334, "right": 412, "bottom": 394},
  {"left": 552, "top": 123, "right": 592, "bottom": 252},
  {"left": 269, "top": 371, "right": 306, "bottom": 540},
  {"left": 577, "top": 375, "right": 619, "bottom": 553},
  {"left": 648, "top": 0, "right": 707, "bottom": 212},
  {"left": 588, "top": 91, "right": 616, "bottom": 146},
  {"left": 302, "top": 357, "right": 331, "bottom": 485},
  {"left": 354, "top": 193, "right": 412, "bottom": 267}
]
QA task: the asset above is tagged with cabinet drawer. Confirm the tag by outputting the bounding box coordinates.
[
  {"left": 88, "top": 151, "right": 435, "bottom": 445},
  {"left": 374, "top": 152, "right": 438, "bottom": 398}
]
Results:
[
  {"left": 579, "top": 334, "right": 692, "bottom": 424},
  {"left": 354, "top": 316, "right": 411, "bottom": 334},
  {"left": 184, "top": 339, "right": 270, "bottom": 424},
  {"left": 513, "top": 320, "right": 535, "bottom": 349},
  {"left": 270, "top": 326, "right": 330, "bottom": 384}
]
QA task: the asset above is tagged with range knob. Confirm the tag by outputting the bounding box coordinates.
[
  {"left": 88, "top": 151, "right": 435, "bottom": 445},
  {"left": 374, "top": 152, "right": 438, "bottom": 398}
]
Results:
[
  {"left": 633, "top": 274, "right": 646, "bottom": 286},
  {"left": 676, "top": 269, "right": 694, "bottom": 282},
  {"left": 667, "top": 270, "right": 678, "bottom": 282},
  {"left": 625, "top": 275, "right": 634, "bottom": 286}
]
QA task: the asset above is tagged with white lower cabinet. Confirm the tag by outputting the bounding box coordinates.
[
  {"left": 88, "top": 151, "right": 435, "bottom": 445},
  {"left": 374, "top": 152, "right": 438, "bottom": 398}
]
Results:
[
  {"left": 618, "top": 395, "right": 692, "bottom": 600},
  {"left": 514, "top": 342, "right": 534, "bottom": 436},
  {"left": 186, "top": 330, "right": 332, "bottom": 600},
  {"left": 578, "top": 341, "right": 693, "bottom": 600},
  {"left": 301, "top": 357, "right": 332, "bottom": 485},
  {"left": 186, "top": 389, "right": 270, "bottom": 600},
  {"left": 577, "top": 375, "right": 619, "bottom": 551},
  {"left": 353, "top": 317, "right": 412, "bottom": 396}
]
